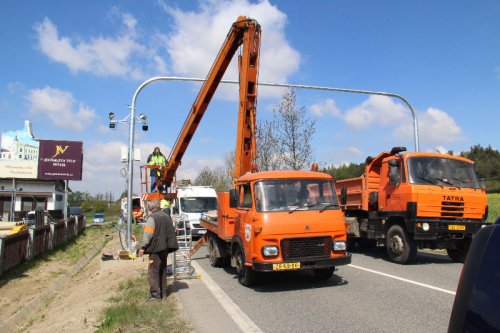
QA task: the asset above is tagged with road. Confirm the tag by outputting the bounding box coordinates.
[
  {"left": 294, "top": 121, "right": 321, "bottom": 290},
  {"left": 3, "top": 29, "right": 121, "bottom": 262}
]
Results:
[{"left": 178, "top": 246, "right": 461, "bottom": 333}]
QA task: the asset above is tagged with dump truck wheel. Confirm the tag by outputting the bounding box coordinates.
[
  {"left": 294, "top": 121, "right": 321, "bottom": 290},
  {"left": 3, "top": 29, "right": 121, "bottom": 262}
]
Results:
[
  {"left": 235, "top": 245, "right": 256, "bottom": 287},
  {"left": 447, "top": 238, "right": 471, "bottom": 263},
  {"left": 313, "top": 267, "right": 335, "bottom": 280},
  {"left": 386, "top": 224, "right": 417, "bottom": 264}
]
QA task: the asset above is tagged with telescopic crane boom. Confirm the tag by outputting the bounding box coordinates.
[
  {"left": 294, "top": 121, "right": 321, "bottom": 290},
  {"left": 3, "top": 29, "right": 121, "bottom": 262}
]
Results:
[{"left": 155, "top": 16, "right": 260, "bottom": 194}]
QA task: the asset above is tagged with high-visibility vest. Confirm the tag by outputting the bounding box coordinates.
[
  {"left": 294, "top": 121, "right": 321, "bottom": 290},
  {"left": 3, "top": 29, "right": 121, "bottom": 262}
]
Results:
[
  {"left": 148, "top": 154, "right": 167, "bottom": 176},
  {"left": 160, "top": 199, "right": 172, "bottom": 209}
]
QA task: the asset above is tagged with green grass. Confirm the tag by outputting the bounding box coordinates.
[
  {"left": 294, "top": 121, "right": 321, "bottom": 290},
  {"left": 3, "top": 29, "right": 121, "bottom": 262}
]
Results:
[
  {"left": 96, "top": 274, "right": 191, "bottom": 333},
  {"left": 487, "top": 193, "right": 500, "bottom": 223},
  {"left": 50, "top": 224, "right": 114, "bottom": 265}
]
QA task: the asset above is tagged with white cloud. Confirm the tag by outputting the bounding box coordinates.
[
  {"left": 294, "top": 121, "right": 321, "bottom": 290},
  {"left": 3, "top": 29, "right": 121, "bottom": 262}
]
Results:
[
  {"left": 348, "top": 146, "right": 363, "bottom": 156},
  {"left": 33, "top": 13, "right": 166, "bottom": 80},
  {"left": 161, "top": 0, "right": 300, "bottom": 98},
  {"left": 310, "top": 99, "right": 341, "bottom": 117},
  {"left": 26, "top": 87, "right": 96, "bottom": 131},
  {"left": 395, "top": 107, "right": 462, "bottom": 145},
  {"left": 344, "top": 95, "right": 407, "bottom": 130}
]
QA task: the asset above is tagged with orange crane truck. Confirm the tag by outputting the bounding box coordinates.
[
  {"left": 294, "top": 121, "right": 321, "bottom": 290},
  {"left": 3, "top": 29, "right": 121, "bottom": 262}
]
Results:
[
  {"left": 335, "top": 147, "right": 488, "bottom": 264},
  {"left": 139, "top": 16, "right": 350, "bottom": 286},
  {"left": 202, "top": 170, "right": 351, "bottom": 286}
]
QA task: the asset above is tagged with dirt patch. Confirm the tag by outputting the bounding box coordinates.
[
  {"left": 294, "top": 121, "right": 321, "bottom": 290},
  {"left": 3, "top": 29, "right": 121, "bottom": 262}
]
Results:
[{"left": 1, "top": 232, "right": 149, "bottom": 332}]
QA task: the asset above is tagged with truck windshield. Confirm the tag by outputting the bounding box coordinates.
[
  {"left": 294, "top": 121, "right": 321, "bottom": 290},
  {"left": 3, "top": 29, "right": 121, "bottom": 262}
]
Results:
[
  {"left": 408, "top": 157, "right": 480, "bottom": 189},
  {"left": 180, "top": 197, "right": 217, "bottom": 213},
  {"left": 254, "top": 179, "right": 339, "bottom": 212}
]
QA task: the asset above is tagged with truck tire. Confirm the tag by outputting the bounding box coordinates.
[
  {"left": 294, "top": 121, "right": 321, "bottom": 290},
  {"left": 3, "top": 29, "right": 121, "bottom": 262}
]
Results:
[
  {"left": 208, "top": 237, "right": 229, "bottom": 267},
  {"left": 313, "top": 267, "right": 335, "bottom": 280},
  {"left": 386, "top": 224, "right": 417, "bottom": 264},
  {"left": 234, "top": 245, "right": 256, "bottom": 287},
  {"left": 447, "top": 238, "right": 471, "bottom": 263}
]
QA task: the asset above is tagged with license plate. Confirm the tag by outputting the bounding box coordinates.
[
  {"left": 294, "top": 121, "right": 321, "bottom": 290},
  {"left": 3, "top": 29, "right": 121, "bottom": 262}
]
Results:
[
  {"left": 448, "top": 225, "right": 466, "bottom": 231},
  {"left": 272, "top": 262, "right": 300, "bottom": 271},
  {"left": 198, "top": 230, "right": 207, "bottom": 234}
]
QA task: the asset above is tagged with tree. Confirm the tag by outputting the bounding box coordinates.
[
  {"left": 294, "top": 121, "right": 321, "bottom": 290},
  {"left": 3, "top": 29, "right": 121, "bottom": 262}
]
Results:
[
  {"left": 256, "top": 118, "right": 282, "bottom": 171},
  {"left": 194, "top": 151, "right": 235, "bottom": 192},
  {"left": 68, "top": 191, "right": 92, "bottom": 207},
  {"left": 461, "top": 144, "right": 500, "bottom": 193},
  {"left": 273, "top": 88, "right": 316, "bottom": 170},
  {"left": 194, "top": 166, "right": 219, "bottom": 188},
  {"left": 322, "top": 162, "right": 366, "bottom": 180}
]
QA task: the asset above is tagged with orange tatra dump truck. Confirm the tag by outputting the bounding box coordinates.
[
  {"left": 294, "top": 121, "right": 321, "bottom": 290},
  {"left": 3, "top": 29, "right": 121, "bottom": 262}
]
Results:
[
  {"left": 335, "top": 147, "right": 488, "bottom": 264},
  {"left": 201, "top": 170, "right": 351, "bottom": 286}
]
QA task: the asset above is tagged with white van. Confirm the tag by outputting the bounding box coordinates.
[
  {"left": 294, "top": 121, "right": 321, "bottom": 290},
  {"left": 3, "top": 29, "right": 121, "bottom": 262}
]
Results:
[{"left": 171, "top": 186, "right": 217, "bottom": 237}]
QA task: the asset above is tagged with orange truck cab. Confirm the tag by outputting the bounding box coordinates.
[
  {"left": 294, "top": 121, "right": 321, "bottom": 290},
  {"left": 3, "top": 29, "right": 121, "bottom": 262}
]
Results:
[
  {"left": 201, "top": 170, "right": 351, "bottom": 286},
  {"left": 336, "top": 147, "right": 488, "bottom": 264}
]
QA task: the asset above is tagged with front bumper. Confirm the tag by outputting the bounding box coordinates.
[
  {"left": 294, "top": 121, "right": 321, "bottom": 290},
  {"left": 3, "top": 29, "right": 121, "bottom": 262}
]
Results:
[
  {"left": 411, "top": 219, "right": 487, "bottom": 240},
  {"left": 252, "top": 253, "right": 351, "bottom": 272}
]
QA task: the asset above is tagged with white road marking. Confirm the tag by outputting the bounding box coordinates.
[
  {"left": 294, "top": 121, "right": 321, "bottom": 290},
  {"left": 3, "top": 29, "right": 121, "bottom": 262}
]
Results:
[
  {"left": 348, "top": 264, "right": 457, "bottom": 295},
  {"left": 191, "top": 260, "right": 264, "bottom": 333}
]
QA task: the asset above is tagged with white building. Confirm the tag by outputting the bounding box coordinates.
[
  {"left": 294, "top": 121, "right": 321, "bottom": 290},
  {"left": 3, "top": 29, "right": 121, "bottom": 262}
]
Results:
[
  {"left": 0, "top": 135, "right": 39, "bottom": 161},
  {"left": 0, "top": 179, "right": 66, "bottom": 221}
]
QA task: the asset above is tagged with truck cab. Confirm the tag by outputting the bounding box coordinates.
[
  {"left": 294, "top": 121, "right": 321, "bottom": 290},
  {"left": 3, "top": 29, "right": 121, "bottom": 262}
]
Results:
[{"left": 171, "top": 185, "right": 218, "bottom": 237}]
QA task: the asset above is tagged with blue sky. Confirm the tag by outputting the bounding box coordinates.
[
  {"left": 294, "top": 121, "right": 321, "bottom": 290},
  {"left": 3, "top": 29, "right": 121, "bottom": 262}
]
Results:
[{"left": 1, "top": 0, "right": 499, "bottom": 196}]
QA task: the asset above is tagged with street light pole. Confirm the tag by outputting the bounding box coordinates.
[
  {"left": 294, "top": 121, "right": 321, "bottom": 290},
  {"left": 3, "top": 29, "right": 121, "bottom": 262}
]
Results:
[{"left": 125, "top": 76, "right": 419, "bottom": 251}]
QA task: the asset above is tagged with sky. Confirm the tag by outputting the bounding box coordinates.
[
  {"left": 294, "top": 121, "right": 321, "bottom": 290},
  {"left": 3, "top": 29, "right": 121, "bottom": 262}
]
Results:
[{"left": 1, "top": 0, "right": 499, "bottom": 196}]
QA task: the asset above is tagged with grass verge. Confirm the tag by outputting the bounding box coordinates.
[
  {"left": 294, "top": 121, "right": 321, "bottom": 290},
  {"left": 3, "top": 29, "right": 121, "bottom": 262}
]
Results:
[
  {"left": 487, "top": 193, "right": 500, "bottom": 223},
  {"left": 96, "top": 274, "right": 192, "bottom": 333}
]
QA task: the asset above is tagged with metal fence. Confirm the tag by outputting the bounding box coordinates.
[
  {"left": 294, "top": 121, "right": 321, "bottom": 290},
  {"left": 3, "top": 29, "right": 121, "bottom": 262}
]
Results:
[{"left": 0, "top": 215, "right": 86, "bottom": 276}]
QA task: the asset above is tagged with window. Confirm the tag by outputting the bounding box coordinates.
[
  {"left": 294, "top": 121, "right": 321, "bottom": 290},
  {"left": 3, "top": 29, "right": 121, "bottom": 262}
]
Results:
[
  {"left": 254, "top": 179, "right": 339, "bottom": 212},
  {"left": 408, "top": 157, "right": 480, "bottom": 188},
  {"left": 180, "top": 197, "right": 217, "bottom": 213},
  {"left": 238, "top": 184, "right": 252, "bottom": 208}
]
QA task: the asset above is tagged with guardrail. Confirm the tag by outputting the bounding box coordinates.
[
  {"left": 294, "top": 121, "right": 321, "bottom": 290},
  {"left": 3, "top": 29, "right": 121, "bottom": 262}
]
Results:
[{"left": 0, "top": 215, "right": 87, "bottom": 276}]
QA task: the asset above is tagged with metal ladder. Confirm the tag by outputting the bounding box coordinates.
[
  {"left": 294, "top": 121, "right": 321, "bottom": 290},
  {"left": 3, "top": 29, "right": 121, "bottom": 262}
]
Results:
[{"left": 172, "top": 215, "right": 196, "bottom": 279}]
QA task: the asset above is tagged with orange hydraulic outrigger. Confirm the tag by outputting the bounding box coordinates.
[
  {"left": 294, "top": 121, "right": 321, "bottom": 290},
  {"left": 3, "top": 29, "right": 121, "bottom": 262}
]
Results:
[{"left": 141, "top": 16, "right": 261, "bottom": 202}]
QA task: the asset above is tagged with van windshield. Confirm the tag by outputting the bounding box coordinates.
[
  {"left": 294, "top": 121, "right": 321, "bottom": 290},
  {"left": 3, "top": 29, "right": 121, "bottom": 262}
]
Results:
[
  {"left": 254, "top": 179, "right": 339, "bottom": 212},
  {"left": 408, "top": 157, "right": 480, "bottom": 188},
  {"left": 180, "top": 197, "right": 217, "bottom": 213}
]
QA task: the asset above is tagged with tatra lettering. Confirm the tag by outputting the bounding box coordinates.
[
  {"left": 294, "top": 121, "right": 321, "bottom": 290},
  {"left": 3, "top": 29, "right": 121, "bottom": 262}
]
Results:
[{"left": 442, "top": 195, "right": 464, "bottom": 202}]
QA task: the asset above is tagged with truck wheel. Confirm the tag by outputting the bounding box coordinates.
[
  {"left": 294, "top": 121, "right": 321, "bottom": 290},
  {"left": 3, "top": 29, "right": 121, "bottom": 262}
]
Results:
[
  {"left": 208, "top": 237, "right": 229, "bottom": 267},
  {"left": 313, "top": 267, "right": 335, "bottom": 280},
  {"left": 234, "top": 246, "right": 256, "bottom": 287},
  {"left": 447, "top": 238, "right": 471, "bottom": 263},
  {"left": 386, "top": 224, "right": 417, "bottom": 264}
]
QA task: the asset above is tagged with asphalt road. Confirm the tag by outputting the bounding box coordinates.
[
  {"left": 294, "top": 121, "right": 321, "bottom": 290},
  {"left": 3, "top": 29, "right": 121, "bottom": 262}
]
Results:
[{"left": 178, "top": 246, "right": 462, "bottom": 333}]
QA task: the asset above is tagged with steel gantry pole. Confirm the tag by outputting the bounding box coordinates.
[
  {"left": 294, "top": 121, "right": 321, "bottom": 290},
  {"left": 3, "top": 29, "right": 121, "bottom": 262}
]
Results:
[{"left": 126, "top": 76, "right": 419, "bottom": 250}]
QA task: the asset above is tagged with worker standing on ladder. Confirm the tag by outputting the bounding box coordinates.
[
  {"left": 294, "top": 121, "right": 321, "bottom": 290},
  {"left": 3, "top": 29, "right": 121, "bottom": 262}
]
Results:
[
  {"left": 138, "top": 199, "right": 178, "bottom": 301},
  {"left": 147, "top": 147, "right": 167, "bottom": 193}
]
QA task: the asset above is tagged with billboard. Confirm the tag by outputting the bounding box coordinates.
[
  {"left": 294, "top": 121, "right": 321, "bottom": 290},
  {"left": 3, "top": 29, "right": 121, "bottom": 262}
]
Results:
[
  {"left": 38, "top": 140, "right": 83, "bottom": 180},
  {"left": 0, "top": 121, "right": 39, "bottom": 179},
  {"left": 0, "top": 121, "right": 83, "bottom": 181}
]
